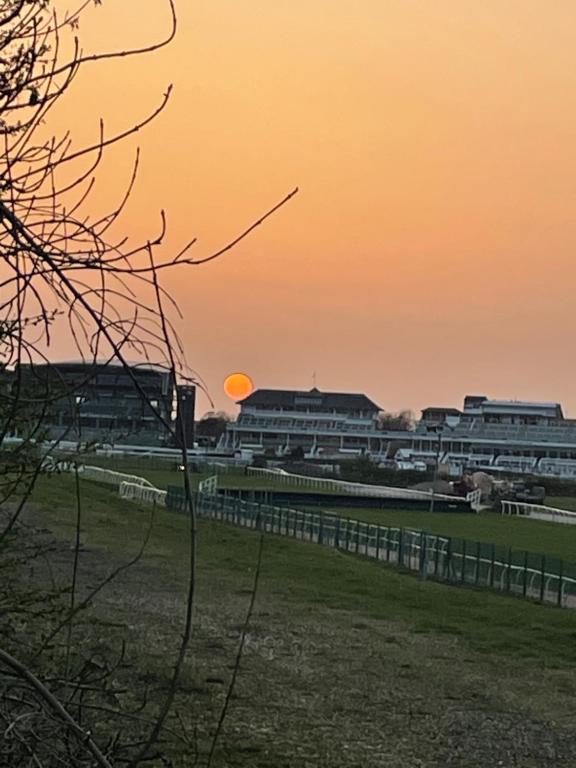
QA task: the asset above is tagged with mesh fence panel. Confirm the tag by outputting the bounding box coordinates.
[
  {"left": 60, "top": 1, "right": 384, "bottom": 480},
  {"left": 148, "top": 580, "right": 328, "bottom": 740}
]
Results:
[{"left": 165, "top": 486, "right": 575, "bottom": 609}]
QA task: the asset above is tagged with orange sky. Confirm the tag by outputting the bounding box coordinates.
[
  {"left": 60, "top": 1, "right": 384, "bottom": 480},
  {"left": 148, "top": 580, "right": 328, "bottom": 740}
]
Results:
[{"left": 46, "top": 1, "right": 576, "bottom": 417}]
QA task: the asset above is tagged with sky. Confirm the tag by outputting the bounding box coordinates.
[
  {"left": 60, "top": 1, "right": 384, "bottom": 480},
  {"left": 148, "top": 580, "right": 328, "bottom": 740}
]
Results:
[{"left": 45, "top": 1, "right": 576, "bottom": 417}]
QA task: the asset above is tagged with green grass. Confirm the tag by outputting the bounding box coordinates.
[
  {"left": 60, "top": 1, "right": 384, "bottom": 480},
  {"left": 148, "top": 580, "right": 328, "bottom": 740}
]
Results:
[
  {"left": 302, "top": 505, "right": 576, "bottom": 562},
  {"left": 77, "top": 455, "right": 576, "bottom": 561},
  {"left": 549, "top": 496, "right": 576, "bottom": 512},
  {"left": 29, "top": 474, "right": 576, "bottom": 667}
]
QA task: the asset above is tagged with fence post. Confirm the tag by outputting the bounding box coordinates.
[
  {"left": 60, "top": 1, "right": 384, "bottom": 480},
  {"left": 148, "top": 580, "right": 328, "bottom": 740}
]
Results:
[
  {"left": 376, "top": 526, "right": 381, "bottom": 561},
  {"left": 557, "top": 559, "right": 564, "bottom": 608},
  {"left": 540, "top": 555, "right": 546, "bottom": 602},
  {"left": 419, "top": 532, "right": 427, "bottom": 579},
  {"left": 399, "top": 528, "right": 404, "bottom": 567},
  {"left": 461, "top": 539, "right": 467, "bottom": 584},
  {"left": 506, "top": 547, "right": 512, "bottom": 593},
  {"left": 319, "top": 512, "right": 324, "bottom": 546},
  {"left": 335, "top": 516, "right": 341, "bottom": 548},
  {"left": 475, "top": 542, "right": 481, "bottom": 586},
  {"left": 355, "top": 521, "right": 360, "bottom": 554},
  {"left": 522, "top": 551, "right": 528, "bottom": 597},
  {"left": 445, "top": 537, "right": 452, "bottom": 581},
  {"left": 386, "top": 527, "right": 391, "bottom": 562},
  {"left": 490, "top": 544, "right": 496, "bottom": 589},
  {"left": 434, "top": 536, "right": 440, "bottom": 577}
]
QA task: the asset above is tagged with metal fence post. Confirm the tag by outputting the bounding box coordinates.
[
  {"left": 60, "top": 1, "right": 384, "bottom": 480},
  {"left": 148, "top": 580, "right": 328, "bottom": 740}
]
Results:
[
  {"left": 399, "top": 528, "right": 404, "bottom": 568},
  {"left": 490, "top": 544, "right": 496, "bottom": 589},
  {"left": 461, "top": 539, "right": 467, "bottom": 584},
  {"left": 557, "top": 560, "right": 564, "bottom": 608},
  {"left": 475, "top": 542, "right": 481, "bottom": 586},
  {"left": 376, "top": 526, "right": 381, "bottom": 561},
  {"left": 419, "top": 531, "right": 427, "bottom": 579},
  {"left": 540, "top": 555, "right": 546, "bottom": 602},
  {"left": 506, "top": 547, "right": 512, "bottom": 593},
  {"left": 523, "top": 551, "right": 528, "bottom": 597}
]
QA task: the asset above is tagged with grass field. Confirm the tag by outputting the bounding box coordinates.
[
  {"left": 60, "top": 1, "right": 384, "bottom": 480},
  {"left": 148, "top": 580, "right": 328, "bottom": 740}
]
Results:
[
  {"left": 31, "top": 475, "right": 576, "bottom": 663},
  {"left": 308, "top": 505, "right": 576, "bottom": 562},
  {"left": 17, "top": 474, "right": 576, "bottom": 766},
  {"left": 78, "top": 457, "right": 576, "bottom": 562}
]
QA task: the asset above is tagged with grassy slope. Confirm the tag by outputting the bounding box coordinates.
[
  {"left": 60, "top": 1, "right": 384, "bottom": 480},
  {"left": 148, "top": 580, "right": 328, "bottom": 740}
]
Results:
[
  {"left": 310, "top": 505, "right": 576, "bottom": 562},
  {"left": 75, "top": 458, "right": 576, "bottom": 560},
  {"left": 31, "top": 475, "right": 576, "bottom": 667}
]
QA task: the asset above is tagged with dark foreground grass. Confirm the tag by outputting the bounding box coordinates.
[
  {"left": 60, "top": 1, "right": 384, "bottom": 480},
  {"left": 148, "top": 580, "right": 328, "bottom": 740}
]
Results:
[{"left": 30, "top": 475, "right": 576, "bottom": 668}]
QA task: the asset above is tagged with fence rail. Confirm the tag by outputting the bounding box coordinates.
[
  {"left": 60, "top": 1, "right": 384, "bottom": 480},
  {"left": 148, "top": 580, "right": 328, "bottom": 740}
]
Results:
[
  {"left": 246, "top": 466, "right": 459, "bottom": 502},
  {"left": 119, "top": 481, "right": 167, "bottom": 506},
  {"left": 502, "top": 500, "right": 576, "bottom": 526},
  {"left": 68, "top": 461, "right": 576, "bottom": 610},
  {"left": 164, "top": 487, "right": 576, "bottom": 609}
]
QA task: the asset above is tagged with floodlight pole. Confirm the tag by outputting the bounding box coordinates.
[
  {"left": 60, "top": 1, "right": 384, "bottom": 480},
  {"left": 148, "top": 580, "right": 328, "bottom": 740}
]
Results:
[{"left": 429, "top": 426, "right": 443, "bottom": 514}]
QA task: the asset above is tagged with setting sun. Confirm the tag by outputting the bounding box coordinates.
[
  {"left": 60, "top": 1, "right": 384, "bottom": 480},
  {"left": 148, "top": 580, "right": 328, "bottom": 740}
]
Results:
[{"left": 223, "top": 372, "right": 254, "bottom": 401}]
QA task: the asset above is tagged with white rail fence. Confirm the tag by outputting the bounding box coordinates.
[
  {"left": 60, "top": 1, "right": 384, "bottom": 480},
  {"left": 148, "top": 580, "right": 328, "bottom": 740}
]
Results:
[
  {"left": 64, "top": 463, "right": 576, "bottom": 609},
  {"left": 118, "top": 481, "right": 167, "bottom": 506},
  {"left": 246, "top": 466, "right": 458, "bottom": 502},
  {"left": 502, "top": 500, "right": 576, "bottom": 526}
]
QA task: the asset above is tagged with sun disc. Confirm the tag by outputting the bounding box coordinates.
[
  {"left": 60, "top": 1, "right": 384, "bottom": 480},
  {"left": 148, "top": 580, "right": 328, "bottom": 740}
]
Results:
[{"left": 224, "top": 372, "right": 254, "bottom": 401}]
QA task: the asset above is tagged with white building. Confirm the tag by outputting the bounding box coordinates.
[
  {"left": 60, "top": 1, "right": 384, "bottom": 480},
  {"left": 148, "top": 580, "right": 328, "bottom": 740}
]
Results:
[
  {"left": 220, "top": 387, "right": 387, "bottom": 459},
  {"left": 222, "top": 389, "right": 576, "bottom": 478},
  {"left": 412, "top": 395, "right": 576, "bottom": 477}
]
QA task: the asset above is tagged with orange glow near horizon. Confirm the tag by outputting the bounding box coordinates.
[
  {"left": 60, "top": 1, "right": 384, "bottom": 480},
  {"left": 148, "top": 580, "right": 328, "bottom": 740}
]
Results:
[
  {"left": 223, "top": 373, "right": 254, "bottom": 402},
  {"left": 43, "top": 1, "right": 576, "bottom": 417}
]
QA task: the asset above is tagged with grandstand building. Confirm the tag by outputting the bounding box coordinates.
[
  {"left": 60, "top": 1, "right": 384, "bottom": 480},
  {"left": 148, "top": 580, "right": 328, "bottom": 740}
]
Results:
[
  {"left": 220, "top": 387, "right": 387, "bottom": 459},
  {"left": 223, "top": 389, "right": 576, "bottom": 478},
  {"left": 410, "top": 395, "right": 576, "bottom": 477},
  {"left": 13, "top": 361, "right": 181, "bottom": 445}
]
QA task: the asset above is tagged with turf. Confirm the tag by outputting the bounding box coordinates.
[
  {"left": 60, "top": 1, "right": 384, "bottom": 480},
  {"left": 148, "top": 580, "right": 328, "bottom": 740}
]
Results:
[
  {"left": 302, "top": 505, "right": 576, "bottom": 562},
  {"left": 30, "top": 474, "right": 576, "bottom": 667}
]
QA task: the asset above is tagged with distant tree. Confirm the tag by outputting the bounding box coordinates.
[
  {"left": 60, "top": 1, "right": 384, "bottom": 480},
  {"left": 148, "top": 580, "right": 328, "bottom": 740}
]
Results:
[
  {"left": 196, "top": 411, "right": 232, "bottom": 441},
  {"left": 377, "top": 410, "right": 414, "bottom": 431}
]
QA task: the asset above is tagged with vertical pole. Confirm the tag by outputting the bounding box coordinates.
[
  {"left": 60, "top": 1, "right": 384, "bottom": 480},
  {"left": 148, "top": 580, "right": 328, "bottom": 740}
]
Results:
[
  {"left": 429, "top": 429, "right": 442, "bottom": 514},
  {"left": 490, "top": 544, "right": 496, "bottom": 589},
  {"left": 461, "top": 539, "right": 467, "bottom": 584},
  {"left": 355, "top": 521, "right": 360, "bottom": 554},
  {"left": 335, "top": 516, "right": 341, "bottom": 549},
  {"left": 386, "top": 527, "right": 391, "bottom": 562},
  {"left": 506, "top": 547, "right": 512, "bottom": 593},
  {"left": 557, "top": 559, "right": 564, "bottom": 608},
  {"left": 434, "top": 536, "right": 440, "bottom": 577},
  {"left": 376, "top": 526, "right": 381, "bottom": 561},
  {"left": 522, "top": 551, "right": 528, "bottom": 597},
  {"left": 540, "top": 555, "right": 546, "bottom": 602},
  {"left": 319, "top": 511, "right": 324, "bottom": 546},
  {"left": 475, "top": 541, "right": 481, "bottom": 586},
  {"left": 399, "top": 528, "right": 404, "bottom": 567},
  {"left": 419, "top": 532, "right": 427, "bottom": 579}
]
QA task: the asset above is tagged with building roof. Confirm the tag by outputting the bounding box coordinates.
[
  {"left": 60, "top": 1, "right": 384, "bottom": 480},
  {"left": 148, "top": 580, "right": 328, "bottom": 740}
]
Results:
[
  {"left": 464, "top": 398, "right": 564, "bottom": 419},
  {"left": 421, "top": 407, "right": 462, "bottom": 416},
  {"left": 238, "top": 387, "right": 381, "bottom": 411}
]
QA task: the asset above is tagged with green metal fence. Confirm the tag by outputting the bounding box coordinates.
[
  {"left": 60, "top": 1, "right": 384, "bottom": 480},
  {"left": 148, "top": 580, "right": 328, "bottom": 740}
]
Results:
[{"left": 166, "top": 486, "right": 576, "bottom": 609}]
